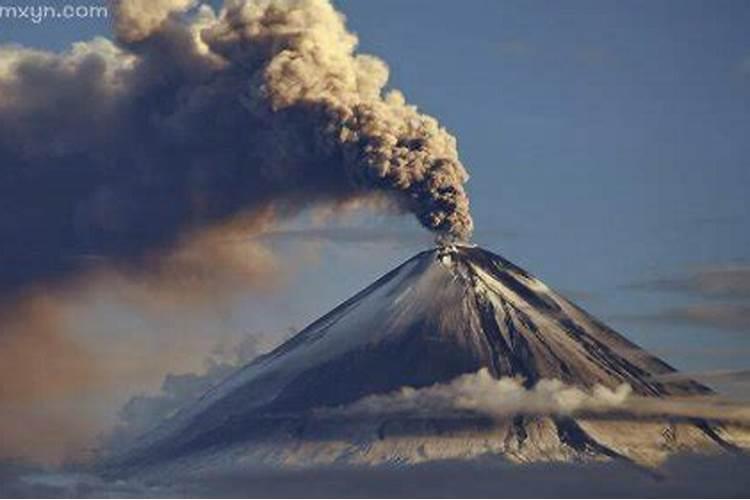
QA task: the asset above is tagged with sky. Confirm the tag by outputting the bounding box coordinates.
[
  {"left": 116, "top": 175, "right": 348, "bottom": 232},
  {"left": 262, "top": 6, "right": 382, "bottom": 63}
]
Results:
[
  {"left": 300, "top": 0, "right": 750, "bottom": 373},
  {"left": 334, "top": 0, "right": 750, "bottom": 376},
  {"left": 0, "top": 0, "right": 749, "bottom": 466}
]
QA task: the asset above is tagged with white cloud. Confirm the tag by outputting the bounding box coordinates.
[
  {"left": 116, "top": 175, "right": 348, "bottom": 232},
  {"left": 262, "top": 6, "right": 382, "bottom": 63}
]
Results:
[{"left": 322, "top": 368, "right": 750, "bottom": 424}]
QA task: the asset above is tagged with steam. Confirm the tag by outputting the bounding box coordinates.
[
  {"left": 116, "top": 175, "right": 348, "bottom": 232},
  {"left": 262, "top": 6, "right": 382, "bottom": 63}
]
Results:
[{"left": 323, "top": 368, "right": 750, "bottom": 424}]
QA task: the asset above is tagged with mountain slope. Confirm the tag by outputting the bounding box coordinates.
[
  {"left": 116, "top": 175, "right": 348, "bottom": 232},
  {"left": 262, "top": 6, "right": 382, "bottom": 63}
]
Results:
[{"left": 110, "top": 246, "right": 747, "bottom": 472}]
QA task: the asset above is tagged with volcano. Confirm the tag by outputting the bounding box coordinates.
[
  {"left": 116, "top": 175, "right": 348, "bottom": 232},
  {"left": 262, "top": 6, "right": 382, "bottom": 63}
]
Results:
[{"left": 111, "top": 246, "right": 749, "bottom": 473}]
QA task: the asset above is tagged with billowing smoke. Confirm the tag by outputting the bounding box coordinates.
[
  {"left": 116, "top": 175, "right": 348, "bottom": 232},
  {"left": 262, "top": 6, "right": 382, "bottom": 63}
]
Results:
[
  {"left": 0, "top": 0, "right": 472, "bottom": 300},
  {"left": 0, "top": 0, "right": 472, "bottom": 463},
  {"left": 113, "top": 0, "right": 197, "bottom": 42}
]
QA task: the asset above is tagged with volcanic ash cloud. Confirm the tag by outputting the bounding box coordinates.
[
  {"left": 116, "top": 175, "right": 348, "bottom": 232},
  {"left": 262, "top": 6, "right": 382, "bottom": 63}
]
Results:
[
  {"left": 0, "top": 0, "right": 473, "bottom": 463},
  {"left": 0, "top": 0, "right": 473, "bottom": 299}
]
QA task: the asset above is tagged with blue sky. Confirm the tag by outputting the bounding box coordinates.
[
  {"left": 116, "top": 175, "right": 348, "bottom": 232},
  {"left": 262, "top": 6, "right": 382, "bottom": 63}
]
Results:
[
  {"left": 2, "top": 0, "right": 749, "bottom": 382},
  {"left": 332, "top": 0, "right": 750, "bottom": 376}
]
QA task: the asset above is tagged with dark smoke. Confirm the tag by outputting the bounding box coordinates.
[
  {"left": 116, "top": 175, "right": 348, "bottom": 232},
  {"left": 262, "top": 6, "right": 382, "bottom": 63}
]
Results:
[{"left": 0, "top": 0, "right": 473, "bottom": 299}]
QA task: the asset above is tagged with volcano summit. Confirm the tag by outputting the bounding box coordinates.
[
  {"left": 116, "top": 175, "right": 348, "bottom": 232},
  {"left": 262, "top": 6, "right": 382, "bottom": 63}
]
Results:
[{"left": 112, "top": 246, "right": 749, "bottom": 473}]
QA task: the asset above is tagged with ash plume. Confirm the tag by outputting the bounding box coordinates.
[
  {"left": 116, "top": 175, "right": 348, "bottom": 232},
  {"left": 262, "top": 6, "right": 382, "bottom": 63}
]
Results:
[
  {"left": 0, "top": 0, "right": 472, "bottom": 300},
  {"left": 0, "top": 0, "right": 472, "bottom": 464}
]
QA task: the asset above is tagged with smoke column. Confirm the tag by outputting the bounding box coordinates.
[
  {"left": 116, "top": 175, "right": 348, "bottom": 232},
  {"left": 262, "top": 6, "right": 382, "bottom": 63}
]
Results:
[
  {"left": 0, "top": 0, "right": 473, "bottom": 463},
  {"left": 0, "top": 0, "right": 473, "bottom": 300}
]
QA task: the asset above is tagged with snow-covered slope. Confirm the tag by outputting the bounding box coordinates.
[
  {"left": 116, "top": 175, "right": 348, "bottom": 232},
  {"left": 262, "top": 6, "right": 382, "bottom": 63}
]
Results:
[{"left": 109, "top": 246, "right": 748, "bottom": 473}]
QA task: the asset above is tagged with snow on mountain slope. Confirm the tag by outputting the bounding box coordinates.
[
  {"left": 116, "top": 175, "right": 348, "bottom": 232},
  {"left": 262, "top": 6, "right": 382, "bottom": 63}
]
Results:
[{"left": 108, "top": 246, "right": 748, "bottom": 473}]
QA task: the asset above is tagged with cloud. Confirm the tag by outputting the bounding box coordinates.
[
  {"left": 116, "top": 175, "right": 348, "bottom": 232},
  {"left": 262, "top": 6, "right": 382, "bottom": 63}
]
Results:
[
  {"left": 137, "top": 456, "right": 750, "bottom": 498},
  {"left": 102, "top": 330, "right": 292, "bottom": 452},
  {"left": 649, "top": 369, "right": 750, "bottom": 401},
  {"left": 652, "top": 368, "right": 750, "bottom": 384},
  {"left": 321, "top": 368, "right": 750, "bottom": 425},
  {"left": 5, "top": 370, "right": 750, "bottom": 495},
  {"left": 656, "top": 368, "right": 750, "bottom": 403},
  {"left": 257, "top": 226, "right": 432, "bottom": 247},
  {"left": 322, "top": 368, "right": 632, "bottom": 419},
  {"left": 625, "top": 264, "right": 750, "bottom": 333},
  {"left": 0, "top": 294, "right": 107, "bottom": 464},
  {"left": 631, "top": 264, "right": 750, "bottom": 299},
  {"left": 112, "top": 0, "right": 197, "bottom": 42},
  {"left": 3, "top": 455, "right": 750, "bottom": 497},
  {"left": 0, "top": 267, "right": 293, "bottom": 465},
  {"left": 621, "top": 304, "right": 750, "bottom": 334},
  {"left": 648, "top": 304, "right": 750, "bottom": 333},
  {"left": 0, "top": 0, "right": 473, "bottom": 302},
  {"left": 0, "top": 212, "right": 285, "bottom": 464},
  {"left": 0, "top": 0, "right": 474, "bottom": 464}
]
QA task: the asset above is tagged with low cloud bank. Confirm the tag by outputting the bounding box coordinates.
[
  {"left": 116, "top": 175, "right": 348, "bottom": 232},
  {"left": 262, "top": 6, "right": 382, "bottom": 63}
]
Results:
[
  {"left": 322, "top": 368, "right": 750, "bottom": 424},
  {"left": 2, "top": 455, "right": 750, "bottom": 498}
]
